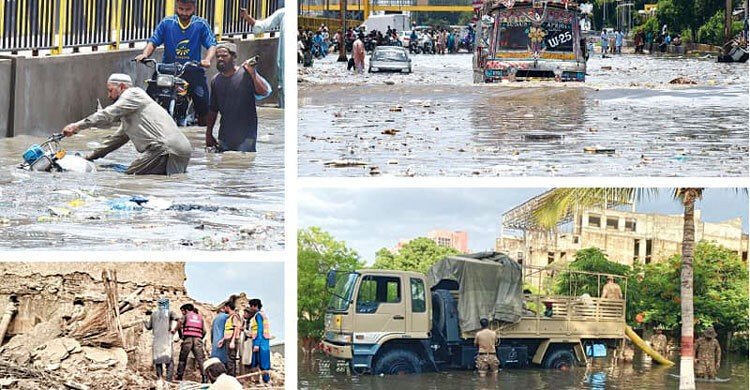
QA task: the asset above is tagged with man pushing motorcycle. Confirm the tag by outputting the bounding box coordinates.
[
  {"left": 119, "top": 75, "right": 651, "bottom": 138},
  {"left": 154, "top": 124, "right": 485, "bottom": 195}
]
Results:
[
  {"left": 134, "top": 0, "right": 216, "bottom": 126},
  {"left": 61, "top": 73, "right": 193, "bottom": 176}
]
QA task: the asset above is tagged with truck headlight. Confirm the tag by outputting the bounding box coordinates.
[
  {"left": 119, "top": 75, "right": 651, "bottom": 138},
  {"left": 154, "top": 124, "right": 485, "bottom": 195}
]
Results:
[
  {"left": 157, "top": 75, "right": 174, "bottom": 87},
  {"left": 327, "top": 332, "right": 353, "bottom": 344}
]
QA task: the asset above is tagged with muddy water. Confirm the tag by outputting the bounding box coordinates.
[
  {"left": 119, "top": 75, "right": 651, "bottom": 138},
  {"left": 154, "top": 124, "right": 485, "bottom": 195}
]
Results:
[
  {"left": 300, "top": 353, "right": 749, "bottom": 390},
  {"left": 0, "top": 108, "right": 284, "bottom": 250},
  {"left": 298, "top": 54, "right": 748, "bottom": 177}
]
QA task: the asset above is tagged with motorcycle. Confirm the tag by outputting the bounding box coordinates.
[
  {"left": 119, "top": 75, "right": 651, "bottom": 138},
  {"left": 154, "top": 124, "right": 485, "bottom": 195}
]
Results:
[
  {"left": 409, "top": 40, "right": 421, "bottom": 54},
  {"left": 137, "top": 58, "right": 199, "bottom": 127},
  {"left": 422, "top": 40, "right": 435, "bottom": 55},
  {"left": 20, "top": 133, "right": 96, "bottom": 173}
]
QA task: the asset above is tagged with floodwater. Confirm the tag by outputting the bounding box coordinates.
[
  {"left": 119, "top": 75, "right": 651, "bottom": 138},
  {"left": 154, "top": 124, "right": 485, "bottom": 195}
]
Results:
[
  {"left": 299, "top": 352, "right": 749, "bottom": 390},
  {"left": 0, "top": 108, "right": 284, "bottom": 250},
  {"left": 298, "top": 53, "right": 748, "bottom": 177}
]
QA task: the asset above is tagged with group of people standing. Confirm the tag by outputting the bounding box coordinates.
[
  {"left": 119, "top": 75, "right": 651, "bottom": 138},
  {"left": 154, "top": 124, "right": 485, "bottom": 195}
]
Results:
[
  {"left": 145, "top": 297, "right": 273, "bottom": 388},
  {"left": 61, "top": 0, "right": 284, "bottom": 176}
]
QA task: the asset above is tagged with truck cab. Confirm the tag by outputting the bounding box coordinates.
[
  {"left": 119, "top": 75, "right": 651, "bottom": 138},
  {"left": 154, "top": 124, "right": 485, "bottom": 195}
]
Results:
[{"left": 322, "top": 269, "right": 434, "bottom": 374}]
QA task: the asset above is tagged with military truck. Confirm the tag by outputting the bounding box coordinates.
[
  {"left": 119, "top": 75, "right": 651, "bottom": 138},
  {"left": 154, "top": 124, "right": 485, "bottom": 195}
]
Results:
[{"left": 322, "top": 252, "right": 627, "bottom": 375}]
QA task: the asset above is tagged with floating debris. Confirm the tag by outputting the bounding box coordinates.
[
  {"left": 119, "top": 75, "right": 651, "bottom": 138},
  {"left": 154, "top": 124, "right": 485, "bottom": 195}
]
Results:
[
  {"left": 381, "top": 129, "right": 400, "bottom": 135},
  {"left": 669, "top": 77, "right": 697, "bottom": 85},
  {"left": 524, "top": 134, "right": 564, "bottom": 141},
  {"left": 323, "top": 160, "right": 368, "bottom": 168},
  {"left": 584, "top": 146, "right": 616, "bottom": 154}
]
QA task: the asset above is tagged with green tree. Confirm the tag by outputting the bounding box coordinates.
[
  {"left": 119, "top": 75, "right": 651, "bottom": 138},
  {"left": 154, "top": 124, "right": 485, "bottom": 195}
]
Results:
[
  {"left": 697, "top": 9, "right": 746, "bottom": 45},
  {"left": 635, "top": 242, "right": 749, "bottom": 337},
  {"left": 372, "top": 237, "right": 459, "bottom": 273},
  {"left": 298, "top": 227, "right": 363, "bottom": 351},
  {"left": 531, "top": 188, "right": 708, "bottom": 390}
]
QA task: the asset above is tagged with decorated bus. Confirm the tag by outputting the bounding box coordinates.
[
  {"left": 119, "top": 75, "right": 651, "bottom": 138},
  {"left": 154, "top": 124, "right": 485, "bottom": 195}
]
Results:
[{"left": 473, "top": 0, "right": 588, "bottom": 83}]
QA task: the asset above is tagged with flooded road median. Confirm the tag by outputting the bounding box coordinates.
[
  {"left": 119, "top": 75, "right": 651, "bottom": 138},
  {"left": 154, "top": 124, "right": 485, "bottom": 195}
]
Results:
[
  {"left": 0, "top": 108, "right": 284, "bottom": 250},
  {"left": 298, "top": 54, "right": 748, "bottom": 177}
]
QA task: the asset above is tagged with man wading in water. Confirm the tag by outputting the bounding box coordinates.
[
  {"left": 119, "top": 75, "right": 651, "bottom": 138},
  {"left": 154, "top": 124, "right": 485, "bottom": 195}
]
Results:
[{"left": 62, "top": 73, "right": 192, "bottom": 175}]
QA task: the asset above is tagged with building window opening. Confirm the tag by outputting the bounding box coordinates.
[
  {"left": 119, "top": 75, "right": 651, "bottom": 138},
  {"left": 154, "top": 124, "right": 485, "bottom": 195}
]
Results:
[
  {"left": 588, "top": 215, "right": 601, "bottom": 228},
  {"left": 606, "top": 217, "right": 619, "bottom": 230},
  {"left": 645, "top": 239, "right": 653, "bottom": 264},
  {"left": 547, "top": 252, "right": 555, "bottom": 265},
  {"left": 625, "top": 219, "right": 636, "bottom": 232}
]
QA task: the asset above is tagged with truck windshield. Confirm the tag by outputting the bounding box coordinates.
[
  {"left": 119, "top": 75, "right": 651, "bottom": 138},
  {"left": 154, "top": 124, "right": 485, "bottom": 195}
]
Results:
[
  {"left": 494, "top": 9, "right": 576, "bottom": 53},
  {"left": 328, "top": 273, "right": 359, "bottom": 312}
]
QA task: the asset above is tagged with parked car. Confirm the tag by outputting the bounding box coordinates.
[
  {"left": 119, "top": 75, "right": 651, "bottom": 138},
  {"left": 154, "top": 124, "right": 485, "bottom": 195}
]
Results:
[
  {"left": 368, "top": 46, "right": 412, "bottom": 73},
  {"left": 398, "top": 31, "right": 412, "bottom": 47}
]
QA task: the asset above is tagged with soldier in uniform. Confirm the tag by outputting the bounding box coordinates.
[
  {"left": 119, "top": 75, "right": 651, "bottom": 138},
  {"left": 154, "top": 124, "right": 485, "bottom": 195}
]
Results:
[
  {"left": 474, "top": 318, "right": 499, "bottom": 377},
  {"left": 601, "top": 276, "right": 623, "bottom": 300},
  {"left": 649, "top": 327, "right": 668, "bottom": 357},
  {"left": 694, "top": 326, "right": 721, "bottom": 380}
]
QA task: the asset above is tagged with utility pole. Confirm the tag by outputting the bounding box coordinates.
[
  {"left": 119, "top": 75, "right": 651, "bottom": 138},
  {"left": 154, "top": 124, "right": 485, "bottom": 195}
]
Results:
[{"left": 724, "top": 0, "right": 732, "bottom": 54}]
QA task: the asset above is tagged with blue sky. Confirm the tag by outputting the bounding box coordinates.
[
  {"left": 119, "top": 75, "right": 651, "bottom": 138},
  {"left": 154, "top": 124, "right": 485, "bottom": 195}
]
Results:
[
  {"left": 299, "top": 188, "right": 748, "bottom": 264},
  {"left": 184, "top": 262, "right": 284, "bottom": 341}
]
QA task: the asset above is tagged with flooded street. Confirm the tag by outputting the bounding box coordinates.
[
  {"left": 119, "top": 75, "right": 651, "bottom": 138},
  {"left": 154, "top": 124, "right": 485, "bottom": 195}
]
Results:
[
  {"left": 298, "top": 53, "right": 748, "bottom": 177},
  {"left": 300, "top": 353, "right": 749, "bottom": 390},
  {"left": 0, "top": 108, "right": 284, "bottom": 250}
]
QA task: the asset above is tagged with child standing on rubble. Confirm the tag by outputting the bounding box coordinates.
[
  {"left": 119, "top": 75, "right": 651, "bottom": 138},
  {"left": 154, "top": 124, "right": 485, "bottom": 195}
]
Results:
[{"left": 145, "top": 298, "right": 179, "bottom": 385}]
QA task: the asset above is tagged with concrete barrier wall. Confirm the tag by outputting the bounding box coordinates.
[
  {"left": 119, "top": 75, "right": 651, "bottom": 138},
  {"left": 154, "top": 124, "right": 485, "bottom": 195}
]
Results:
[
  {"left": 1, "top": 37, "right": 279, "bottom": 137},
  {"left": 0, "top": 60, "right": 12, "bottom": 137}
]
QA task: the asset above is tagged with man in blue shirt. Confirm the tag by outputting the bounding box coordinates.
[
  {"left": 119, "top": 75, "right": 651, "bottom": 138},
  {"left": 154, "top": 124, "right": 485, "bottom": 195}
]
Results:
[
  {"left": 135, "top": 0, "right": 216, "bottom": 126},
  {"left": 245, "top": 299, "right": 271, "bottom": 384},
  {"left": 210, "top": 307, "right": 229, "bottom": 365}
]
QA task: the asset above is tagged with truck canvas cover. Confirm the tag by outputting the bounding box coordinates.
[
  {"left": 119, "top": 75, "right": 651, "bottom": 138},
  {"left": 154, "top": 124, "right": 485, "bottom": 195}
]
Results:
[{"left": 426, "top": 252, "right": 523, "bottom": 333}]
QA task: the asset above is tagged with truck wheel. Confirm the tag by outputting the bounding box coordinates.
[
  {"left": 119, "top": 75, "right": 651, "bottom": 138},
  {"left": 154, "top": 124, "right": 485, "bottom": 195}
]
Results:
[
  {"left": 543, "top": 347, "right": 576, "bottom": 369},
  {"left": 373, "top": 349, "right": 423, "bottom": 375}
]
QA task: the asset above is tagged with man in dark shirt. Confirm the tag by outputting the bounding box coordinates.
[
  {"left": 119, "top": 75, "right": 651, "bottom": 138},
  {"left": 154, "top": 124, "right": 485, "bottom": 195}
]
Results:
[{"left": 206, "top": 43, "right": 271, "bottom": 152}]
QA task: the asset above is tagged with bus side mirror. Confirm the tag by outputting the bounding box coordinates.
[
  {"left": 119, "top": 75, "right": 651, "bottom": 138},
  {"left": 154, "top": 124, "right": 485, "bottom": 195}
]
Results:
[{"left": 326, "top": 270, "right": 337, "bottom": 289}]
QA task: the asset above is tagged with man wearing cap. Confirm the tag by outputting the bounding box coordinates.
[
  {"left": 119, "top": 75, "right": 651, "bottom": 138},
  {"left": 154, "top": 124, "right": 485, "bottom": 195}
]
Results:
[
  {"left": 649, "top": 327, "right": 668, "bottom": 357},
  {"left": 145, "top": 298, "right": 180, "bottom": 383},
  {"left": 601, "top": 276, "right": 623, "bottom": 300},
  {"left": 205, "top": 42, "right": 271, "bottom": 153},
  {"left": 203, "top": 358, "right": 242, "bottom": 389},
  {"left": 695, "top": 326, "right": 721, "bottom": 380},
  {"left": 240, "top": 7, "right": 285, "bottom": 107},
  {"left": 134, "top": 0, "right": 216, "bottom": 125},
  {"left": 61, "top": 73, "right": 193, "bottom": 175}
]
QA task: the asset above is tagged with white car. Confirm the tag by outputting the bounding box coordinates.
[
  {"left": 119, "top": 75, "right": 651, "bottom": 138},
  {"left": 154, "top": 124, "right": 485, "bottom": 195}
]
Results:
[{"left": 368, "top": 46, "right": 412, "bottom": 74}]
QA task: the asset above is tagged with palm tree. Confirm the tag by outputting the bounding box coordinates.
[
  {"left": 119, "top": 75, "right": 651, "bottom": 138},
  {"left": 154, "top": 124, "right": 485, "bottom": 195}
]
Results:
[{"left": 531, "top": 188, "right": 706, "bottom": 390}]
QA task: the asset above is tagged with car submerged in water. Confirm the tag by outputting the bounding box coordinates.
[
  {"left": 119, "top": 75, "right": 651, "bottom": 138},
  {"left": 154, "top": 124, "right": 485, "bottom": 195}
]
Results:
[
  {"left": 473, "top": 0, "right": 587, "bottom": 83},
  {"left": 369, "top": 46, "right": 412, "bottom": 74}
]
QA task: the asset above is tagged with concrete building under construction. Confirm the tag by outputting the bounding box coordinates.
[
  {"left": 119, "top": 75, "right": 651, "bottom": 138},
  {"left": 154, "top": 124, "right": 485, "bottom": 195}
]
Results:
[{"left": 496, "top": 191, "right": 749, "bottom": 269}]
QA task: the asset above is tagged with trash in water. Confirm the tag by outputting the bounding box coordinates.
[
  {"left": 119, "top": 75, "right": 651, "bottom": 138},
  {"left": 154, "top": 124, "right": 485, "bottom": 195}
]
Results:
[
  {"left": 108, "top": 197, "right": 143, "bottom": 211},
  {"left": 669, "top": 77, "right": 697, "bottom": 85},
  {"left": 323, "top": 160, "right": 368, "bottom": 168},
  {"left": 524, "top": 134, "right": 564, "bottom": 141},
  {"left": 67, "top": 199, "right": 86, "bottom": 208},
  {"left": 167, "top": 204, "right": 219, "bottom": 212},
  {"left": 381, "top": 129, "right": 400, "bottom": 135},
  {"left": 584, "top": 146, "right": 616, "bottom": 154},
  {"left": 48, "top": 207, "right": 72, "bottom": 217},
  {"left": 369, "top": 166, "right": 381, "bottom": 175}
]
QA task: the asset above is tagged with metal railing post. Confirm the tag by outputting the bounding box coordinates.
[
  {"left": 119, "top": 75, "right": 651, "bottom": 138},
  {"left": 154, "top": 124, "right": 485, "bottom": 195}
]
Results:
[
  {"left": 215, "top": 0, "right": 224, "bottom": 40},
  {"left": 110, "top": 0, "right": 123, "bottom": 50},
  {"left": 52, "top": 0, "right": 68, "bottom": 55}
]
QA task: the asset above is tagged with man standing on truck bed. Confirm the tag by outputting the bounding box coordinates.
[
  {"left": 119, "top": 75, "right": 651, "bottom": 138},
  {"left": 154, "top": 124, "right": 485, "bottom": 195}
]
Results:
[
  {"left": 474, "top": 318, "right": 499, "bottom": 377},
  {"left": 601, "top": 276, "right": 623, "bottom": 300}
]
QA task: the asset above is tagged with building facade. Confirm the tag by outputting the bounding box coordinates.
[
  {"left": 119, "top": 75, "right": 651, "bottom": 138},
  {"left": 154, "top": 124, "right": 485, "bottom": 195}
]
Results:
[
  {"left": 498, "top": 208, "right": 749, "bottom": 268},
  {"left": 427, "top": 229, "right": 469, "bottom": 253}
]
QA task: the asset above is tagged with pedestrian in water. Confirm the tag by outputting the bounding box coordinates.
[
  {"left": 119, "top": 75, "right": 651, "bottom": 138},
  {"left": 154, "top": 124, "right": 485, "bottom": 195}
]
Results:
[
  {"left": 601, "top": 276, "right": 623, "bottom": 300},
  {"left": 600, "top": 29, "right": 608, "bottom": 58},
  {"left": 210, "top": 305, "right": 229, "bottom": 367},
  {"left": 615, "top": 29, "right": 623, "bottom": 54},
  {"left": 218, "top": 300, "right": 243, "bottom": 376},
  {"left": 205, "top": 42, "right": 271, "bottom": 153},
  {"left": 246, "top": 299, "right": 272, "bottom": 384},
  {"left": 695, "top": 326, "right": 721, "bottom": 380},
  {"left": 609, "top": 32, "right": 616, "bottom": 54},
  {"left": 176, "top": 303, "right": 206, "bottom": 382},
  {"left": 353, "top": 33, "right": 366, "bottom": 74},
  {"left": 61, "top": 73, "right": 192, "bottom": 175},
  {"left": 474, "top": 318, "right": 499, "bottom": 377},
  {"left": 649, "top": 327, "right": 668, "bottom": 357},
  {"left": 145, "top": 298, "right": 179, "bottom": 384}
]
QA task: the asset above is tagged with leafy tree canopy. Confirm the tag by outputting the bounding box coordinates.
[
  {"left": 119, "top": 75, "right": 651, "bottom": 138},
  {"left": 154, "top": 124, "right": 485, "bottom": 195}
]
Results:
[
  {"left": 298, "top": 227, "right": 363, "bottom": 340},
  {"left": 372, "top": 237, "right": 459, "bottom": 274}
]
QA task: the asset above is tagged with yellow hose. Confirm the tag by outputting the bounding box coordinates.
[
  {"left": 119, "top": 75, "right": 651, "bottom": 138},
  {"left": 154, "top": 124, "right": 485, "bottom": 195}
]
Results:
[{"left": 624, "top": 325, "right": 675, "bottom": 366}]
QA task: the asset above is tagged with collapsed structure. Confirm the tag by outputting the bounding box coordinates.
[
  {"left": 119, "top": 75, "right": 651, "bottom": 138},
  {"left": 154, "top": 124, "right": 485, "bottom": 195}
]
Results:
[{"left": 0, "top": 263, "right": 284, "bottom": 389}]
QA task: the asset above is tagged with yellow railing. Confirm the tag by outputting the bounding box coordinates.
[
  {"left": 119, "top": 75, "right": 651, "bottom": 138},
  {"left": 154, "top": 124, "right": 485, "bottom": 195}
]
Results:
[{"left": 0, "top": 0, "right": 280, "bottom": 54}]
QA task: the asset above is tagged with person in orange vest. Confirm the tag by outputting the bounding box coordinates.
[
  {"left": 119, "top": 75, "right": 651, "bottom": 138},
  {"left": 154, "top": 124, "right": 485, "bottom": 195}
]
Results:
[{"left": 176, "top": 303, "right": 206, "bottom": 382}]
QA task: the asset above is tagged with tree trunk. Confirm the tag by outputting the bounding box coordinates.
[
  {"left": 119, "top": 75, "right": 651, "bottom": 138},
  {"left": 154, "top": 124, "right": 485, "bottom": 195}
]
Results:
[
  {"left": 338, "top": 1, "right": 348, "bottom": 62},
  {"left": 679, "top": 192, "right": 697, "bottom": 390}
]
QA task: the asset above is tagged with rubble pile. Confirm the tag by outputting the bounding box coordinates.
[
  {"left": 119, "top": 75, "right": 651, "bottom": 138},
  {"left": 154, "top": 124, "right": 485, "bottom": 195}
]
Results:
[{"left": 0, "top": 264, "right": 285, "bottom": 389}]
